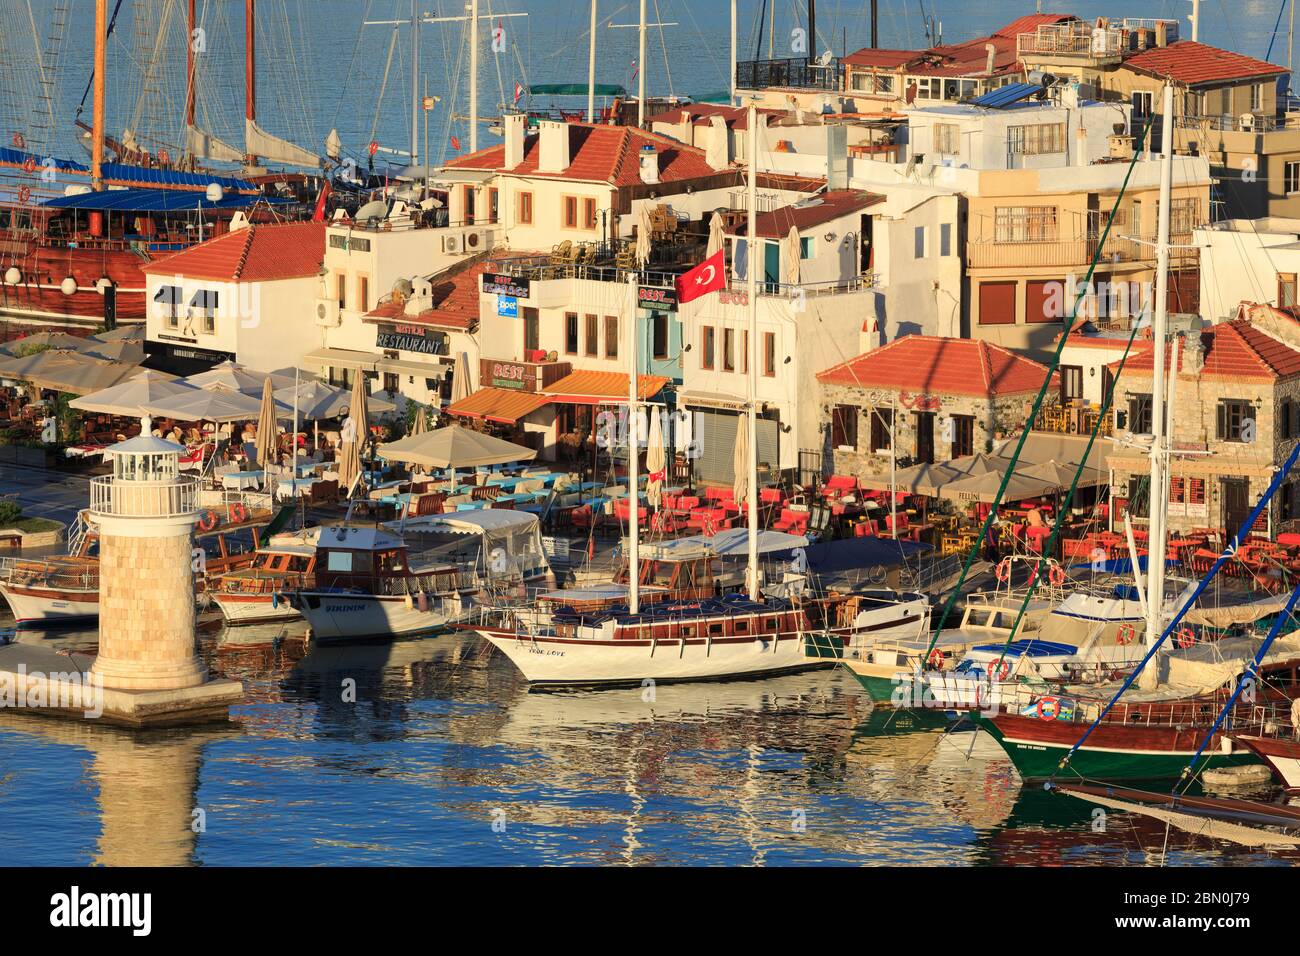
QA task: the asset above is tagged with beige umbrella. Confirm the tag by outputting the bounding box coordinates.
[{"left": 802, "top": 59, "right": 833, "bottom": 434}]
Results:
[
  {"left": 80, "top": 338, "right": 145, "bottom": 364},
  {"left": 450, "top": 351, "right": 472, "bottom": 406},
  {"left": 0, "top": 331, "right": 90, "bottom": 356},
  {"left": 635, "top": 202, "right": 653, "bottom": 268},
  {"left": 377, "top": 425, "right": 535, "bottom": 470},
  {"left": 0, "top": 349, "right": 143, "bottom": 395},
  {"left": 335, "top": 373, "right": 368, "bottom": 493},
  {"left": 645, "top": 407, "right": 666, "bottom": 510},
  {"left": 783, "top": 225, "right": 802, "bottom": 286},
  {"left": 732, "top": 415, "right": 749, "bottom": 506},
  {"left": 71, "top": 370, "right": 196, "bottom": 416},
  {"left": 253, "top": 377, "right": 279, "bottom": 469},
  {"left": 706, "top": 211, "right": 725, "bottom": 257}
]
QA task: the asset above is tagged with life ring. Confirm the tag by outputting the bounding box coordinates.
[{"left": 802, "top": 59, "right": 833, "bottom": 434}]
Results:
[
  {"left": 11, "top": 132, "right": 25, "bottom": 149},
  {"left": 1116, "top": 623, "right": 1136, "bottom": 646},
  {"left": 16, "top": 186, "right": 30, "bottom": 204},
  {"left": 197, "top": 509, "right": 219, "bottom": 532},
  {"left": 1175, "top": 627, "right": 1196, "bottom": 649},
  {"left": 227, "top": 501, "right": 249, "bottom": 524},
  {"left": 995, "top": 558, "right": 1012, "bottom": 583},
  {"left": 1049, "top": 564, "right": 1066, "bottom": 587},
  {"left": 21, "top": 157, "right": 36, "bottom": 174},
  {"left": 927, "top": 649, "right": 946, "bottom": 670},
  {"left": 1036, "top": 696, "right": 1062, "bottom": 721},
  {"left": 987, "top": 658, "right": 1011, "bottom": 682}
]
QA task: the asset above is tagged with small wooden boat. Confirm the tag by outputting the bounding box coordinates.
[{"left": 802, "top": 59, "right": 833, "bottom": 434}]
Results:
[
  {"left": 1234, "top": 702, "right": 1300, "bottom": 792},
  {"left": 210, "top": 528, "right": 322, "bottom": 625}
]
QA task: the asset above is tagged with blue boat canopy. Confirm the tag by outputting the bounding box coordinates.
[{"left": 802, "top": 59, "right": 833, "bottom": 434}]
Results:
[
  {"left": 0, "top": 146, "right": 257, "bottom": 193},
  {"left": 803, "top": 537, "right": 930, "bottom": 574},
  {"left": 972, "top": 639, "right": 1079, "bottom": 659},
  {"left": 42, "top": 188, "right": 292, "bottom": 213}
]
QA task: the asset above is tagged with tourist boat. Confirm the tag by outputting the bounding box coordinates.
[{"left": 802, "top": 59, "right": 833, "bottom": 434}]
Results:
[
  {"left": 210, "top": 528, "right": 323, "bottom": 625},
  {"left": 1233, "top": 700, "right": 1300, "bottom": 793},
  {"left": 383, "top": 509, "right": 555, "bottom": 595},
  {"left": 287, "top": 526, "right": 481, "bottom": 642},
  {"left": 0, "top": 497, "right": 277, "bottom": 626}
]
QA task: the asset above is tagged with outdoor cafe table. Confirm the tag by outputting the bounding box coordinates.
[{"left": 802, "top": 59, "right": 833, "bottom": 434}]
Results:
[
  {"left": 221, "top": 470, "right": 265, "bottom": 491},
  {"left": 275, "top": 478, "right": 319, "bottom": 501}
]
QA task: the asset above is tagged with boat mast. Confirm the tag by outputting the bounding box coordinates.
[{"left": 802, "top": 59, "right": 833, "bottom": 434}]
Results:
[
  {"left": 185, "top": 0, "right": 196, "bottom": 131},
  {"left": 627, "top": 275, "right": 640, "bottom": 614},
  {"left": 1145, "top": 81, "right": 1174, "bottom": 652},
  {"left": 245, "top": 0, "right": 257, "bottom": 168},
  {"left": 92, "top": 0, "right": 107, "bottom": 190},
  {"left": 588, "top": 0, "right": 598, "bottom": 122},
  {"left": 746, "top": 101, "right": 760, "bottom": 600},
  {"left": 638, "top": 0, "right": 647, "bottom": 127},
  {"left": 730, "top": 0, "right": 737, "bottom": 106},
  {"left": 469, "top": 0, "right": 478, "bottom": 153}
]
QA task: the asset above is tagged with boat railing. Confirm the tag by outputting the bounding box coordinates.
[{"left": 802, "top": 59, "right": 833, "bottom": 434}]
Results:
[{"left": 0, "top": 556, "right": 99, "bottom": 592}]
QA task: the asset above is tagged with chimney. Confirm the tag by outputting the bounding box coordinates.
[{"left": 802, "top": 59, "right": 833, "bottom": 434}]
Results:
[
  {"left": 504, "top": 112, "right": 526, "bottom": 169},
  {"left": 538, "top": 120, "right": 571, "bottom": 173},
  {"left": 1182, "top": 329, "right": 1205, "bottom": 376},
  {"left": 705, "top": 115, "right": 731, "bottom": 171},
  {"left": 984, "top": 43, "right": 996, "bottom": 76},
  {"left": 638, "top": 143, "right": 660, "bottom": 185},
  {"left": 1155, "top": 20, "right": 1168, "bottom": 47}
]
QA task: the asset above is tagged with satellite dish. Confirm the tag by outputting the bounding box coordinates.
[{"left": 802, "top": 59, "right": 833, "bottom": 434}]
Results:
[
  {"left": 204, "top": 183, "right": 224, "bottom": 203},
  {"left": 392, "top": 278, "right": 415, "bottom": 298},
  {"left": 356, "top": 199, "right": 388, "bottom": 222}
]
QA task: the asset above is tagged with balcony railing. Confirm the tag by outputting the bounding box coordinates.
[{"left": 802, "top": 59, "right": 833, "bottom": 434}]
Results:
[
  {"left": 967, "top": 232, "right": 1194, "bottom": 269},
  {"left": 1017, "top": 24, "right": 1125, "bottom": 59},
  {"left": 90, "top": 476, "right": 200, "bottom": 519},
  {"left": 1175, "top": 112, "right": 1300, "bottom": 133},
  {"left": 735, "top": 56, "right": 841, "bottom": 92}
]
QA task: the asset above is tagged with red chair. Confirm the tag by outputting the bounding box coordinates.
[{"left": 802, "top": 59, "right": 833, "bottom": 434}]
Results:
[
  {"left": 759, "top": 487, "right": 786, "bottom": 505},
  {"left": 823, "top": 475, "right": 859, "bottom": 499},
  {"left": 774, "top": 508, "right": 810, "bottom": 533},
  {"left": 853, "top": 519, "right": 878, "bottom": 537}
]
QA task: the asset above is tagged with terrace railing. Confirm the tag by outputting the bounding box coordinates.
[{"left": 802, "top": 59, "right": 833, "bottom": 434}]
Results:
[{"left": 735, "top": 56, "right": 841, "bottom": 92}]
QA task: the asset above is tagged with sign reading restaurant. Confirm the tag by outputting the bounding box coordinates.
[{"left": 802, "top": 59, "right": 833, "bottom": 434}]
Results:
[
  {"left": 488, "top": 360, "right": 530, "bottom": 390},
  {"left": 375, "top": 323, "right": 449, "bottom": 356},
  {"left": 637, "top": 285, "right": 678, "bottom": 312},
  {"left": 481, "top": 273, "right": 530, "bottom": 299}
]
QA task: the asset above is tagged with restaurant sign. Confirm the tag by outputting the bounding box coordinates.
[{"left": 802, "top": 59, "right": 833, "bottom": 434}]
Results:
[
  {"left": 637, "top": 285, "right": 678, "bottom": 313},
  {"left": 481, "top": 273, "right": 530, "bottom": 298},
  {"left": 488, "top": 360, "right": 531, "bottom": 390},
  {"left": 375, "top": 323, "right": 448, "bottom": 356}
]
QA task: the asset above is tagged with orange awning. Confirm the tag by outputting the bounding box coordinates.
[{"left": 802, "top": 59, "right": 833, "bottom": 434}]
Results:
[
  {"left": 543, "top": 370, "right": 669, "bottom": 405},
  {"left": 445, "top": 386, "right": 552, "bottom": 424}
]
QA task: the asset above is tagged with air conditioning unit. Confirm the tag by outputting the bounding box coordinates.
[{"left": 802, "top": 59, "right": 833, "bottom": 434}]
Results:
[
  {"left": 464, "top": 229, "right": 487, "bottom": 251},
  {"left": 314, "top": 297, "right": 341, "bottom": 327},
  {"left": 442, "top": 233, "right": 464, "bottom": 254}
]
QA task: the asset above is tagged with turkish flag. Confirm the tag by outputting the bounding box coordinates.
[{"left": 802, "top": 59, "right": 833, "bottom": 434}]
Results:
[{"left": 675, "top": 249, "right": 726, "bottom": 304}]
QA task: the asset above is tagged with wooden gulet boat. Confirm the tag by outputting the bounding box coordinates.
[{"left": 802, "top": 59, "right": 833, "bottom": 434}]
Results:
[{"left": 210, "top": 527, "right": 322, "bottom": 625}]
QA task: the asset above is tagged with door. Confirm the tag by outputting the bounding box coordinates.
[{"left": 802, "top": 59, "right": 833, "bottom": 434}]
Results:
[
  {"left": 915, "top": 411, "right": 935, "bottom": 464},
  {"left": 764, "top": 240, "right": 781, "bottom": 292},
  {"left": 1221, "top": 478, "right": 1251, "bottom": 535}
]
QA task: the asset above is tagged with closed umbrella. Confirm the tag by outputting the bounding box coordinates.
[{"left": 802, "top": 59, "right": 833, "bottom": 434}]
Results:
[
  {"left": 706, "top": 211, "right": 725, "bottom": 258},
  {"left": 253, "top": 378, "right": 279, "bottom": 469},
  {"left": 635, "top": 202, "right": 653, "bottom": 268},
  {"left": 451, "top": 351, "right": 472, "bottom": 406},
  {"left": 409, "top": 406, "right": 429, "bottom": 475},
  {"left": 732, "top": 415, "right": 749, "bottom": 506},
  {"left": 784, "top": 225, "right": 802, "bottom": 286},
  {"left": 646, "top": 407, "right": 666, "bottom": 510},
  {"left": 335, "top": 373, "right": 368, "bottom": 493}
]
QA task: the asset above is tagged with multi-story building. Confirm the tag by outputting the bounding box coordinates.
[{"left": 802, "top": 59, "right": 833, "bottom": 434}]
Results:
[{"left": 1195, "top": 217, "right": 1300, "bottom": 323}]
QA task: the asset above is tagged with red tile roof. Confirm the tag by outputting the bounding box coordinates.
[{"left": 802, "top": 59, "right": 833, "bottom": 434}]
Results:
[
  {"left": 843, "top": 15, "right": 1074, "bottom": 78},
  {"left": 444, "top": 123, "right": 720, "bottom": 186},
  {"left": 645, "top": 103, "right": 783, "bottom": 130},
  {"left": 362, "top": 259, "right": 509, "bottom": 332},
  {"left": 1123, "top": 41, "right": 1287, "bottom": 86},
  {"left": 1115, "top": 319, "right": 1300, "bottom": 380},
  {"left": 726, "top": 190, "right": 884, "bottom": 238},
  {"left": 143, "top": 222, "right": 326, "bottom": 282},
  {"left": 817, "top": 335, "right": 1052, "bottom": 398}
]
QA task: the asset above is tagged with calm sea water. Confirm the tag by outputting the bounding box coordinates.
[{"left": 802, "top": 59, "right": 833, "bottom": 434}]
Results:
[{"left": 1, "top": 614, "right": 1297, "bottom": 865}]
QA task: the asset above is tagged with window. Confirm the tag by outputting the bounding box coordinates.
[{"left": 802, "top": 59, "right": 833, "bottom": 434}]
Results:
[
  {"left": 189, "top": 289, "right": 218, "bottom": 334},
  {"left": 1158, "top": 197, "right": 1200, "bottom": 235},
  {"left": 1281, "top": 273, "right": 1298, "bottom": 308},
  {"left": 1252, "top": 82, "right": 1265, "bottom": 112},
  {"left": 701, "top": 326, "right": 715, "bottom": 369},
  {"left": 1283, "top": 400, "right": 1295, "bottom": 440},
  {"left": 1129, "top": 393, "right": 1153, "bottom": 435},
  {"left": 518, "top": 191, "right": 534, "bottom": 225},
  {"left": 994, "top": 206, "right": 1057, "bottom": 242},
  {"left": 523, "top": 308, "right": 540, "bottom": 352},
  {"left": 723, "top": 328, "right": 736, "bottom": 372},
  {"left": 358, "top": 275, "right": 370, "bottom": 313},
  {"left": 1217, "top": 399, "right": 1254, "bottom": 442},
  {"left": 950, "top": 414, "right": 974, "bottom": 458},
  {"left": 652, "top": 313, "right": 668, "bottom": 360},
  {"left": 799, "top": 236, "right": 814, "bottom": 259},
  {"left": 870, "top": 407, "right": 892, "bottom": 452},
  {"left": 488, "top": 188, "right": 499, "bottom": 224},
  {"left": 1059, "top": 365, "right": 1084, "bottom": 403},
  {"left": 462, "top": 185, "right": 476, "bottom": 223},
  {"left": 1287, "top": 163, "right": 1300, "bottom": 195},
  {"left": 336, "top": 272, "right": 347, "bottom": 310},
  {"left": 584, "top": 314, "right": 598, "bottom": 356},
  {"left": 934, "top": 123, "right": 959, "bottom": 155},
  {"left": 978, "top": 281, "right": 1017, "bottom": 326},
  {"left": 875, "top": 74, "right": 894, "bottom": 94},
  {"left": 914, "top": 226, "right": 926, "bottom": 258},
  {"left": 605, "top": 315, "right": 619, "bottom": 359},
  {"left": 762, "top": 331, "right": 776, "bottom": 377},
  {"left": 1008, "top": 123, "right": 1065, "bottom": 155},
  {"left": 154, "top": 285, "right": 182, "bottom": 329},
  {"left": 940, "top": 222, "right": 952, "bottom": 257},
  {"left": 831, "top": 405, "right": 858, "bottom": 449},
  {"left": 1026, "top": 279, "right": 1064, "bottom": 324},
  {"left": 582, "top": 197, "right": 598, "bottom": 230},
  {"left": 564, "top": 312, "right": 579, "bottom": 354},
  {"left": 563, "top": 195, "right": 579, "bottom": 228}
]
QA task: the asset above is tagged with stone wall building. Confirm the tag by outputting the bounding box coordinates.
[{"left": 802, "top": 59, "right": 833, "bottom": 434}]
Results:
[{"left": 815, "top": 336, "right": 1053, "bottom": 480}]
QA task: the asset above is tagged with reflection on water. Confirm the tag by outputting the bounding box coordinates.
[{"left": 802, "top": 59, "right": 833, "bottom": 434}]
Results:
[{"left": 1, "top": 611, "right": 1299, "bottom": 866}]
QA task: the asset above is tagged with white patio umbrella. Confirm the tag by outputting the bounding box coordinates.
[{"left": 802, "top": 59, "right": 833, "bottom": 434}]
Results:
[
  {"left": 253, "top": 378, "right": 279, "bottom": 469},
  {"left": 0, "top": 349, "right": 145, "bottom": 395},
  {"left": 80, "top": 337, "right": 146, "bottom": 364},
  {"left": 272, "top": 379, "right": 394, "bottom": 420},
  {"left": 784, "top": 224, "right": 802, "bottom": 286},
  {"left": 0, "top": 331, "right": 91, "bottom": 356},
  {"left": 71, "top": 370, "right": 196, "bottom": 416},
  {"left": 141, "top": 386, "right": 270, "bottom": 424},
  {"left": 732, "top": 416, "right": 749, "bottom": 506},
  {"left": 377, "top": 425, "right": 535, "bottom": 470},
  {"left": 184, "top": 361, "right": 297, "bottom": 395},
  {"left": 645, "top": 407, "right": 666, "bottom": 510},
  {"left": 635, "top": 202, "right": 653, "bottom": 268},
  {"left": 407, "top": 406, "right": 429, "bottom": 475},
  {"left": 706, "top": 211, "right": 726, "bottom": 257}
]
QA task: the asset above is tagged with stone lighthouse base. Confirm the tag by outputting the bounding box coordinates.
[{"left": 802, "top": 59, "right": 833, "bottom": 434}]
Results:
[{"left": 0, "top": 642, "right": 243, "bottom": 729}]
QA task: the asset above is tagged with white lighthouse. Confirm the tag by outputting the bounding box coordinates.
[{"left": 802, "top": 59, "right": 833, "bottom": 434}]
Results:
[{"left": 88, "top": 417, "right": 208, "bottom": 692}]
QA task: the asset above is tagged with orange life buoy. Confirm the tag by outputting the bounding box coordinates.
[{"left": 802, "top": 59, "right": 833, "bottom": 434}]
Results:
[
  {"left": 197, "top": 509, "right": 219, "bottom": 532},
  {"left": 1176, "top": 627, "right": 1196, "bottom": 649},
  {"left": 995, "top": 558, "right": 1012, "bottom": 583},
  {"left": 1036, "top": 696, "right": 1061, "bottom": 721},
  {"left": 1117, "top": 623, "right": 1136, "bottom": 646},
  {"left": 1049, "top": 564, "right": 1066, "bottom": 587},
  {"left": 11, "top": 132, "right": 25, "bottom": 149},
  {"left": 927, "top": 649, "right": 946, "bottom": 670},
  {"left": 227, "top": 501, "right": 249, "bottom": 524},
  {"left": 988, "top": 658, "right": 1011, "bottom": 682}
]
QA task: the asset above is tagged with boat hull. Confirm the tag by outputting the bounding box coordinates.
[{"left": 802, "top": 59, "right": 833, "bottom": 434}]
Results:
[
  {"left": 0, "top": 583, "right": 99, "bottom": 626},
  {"left": 1233, "top": 734, "right": 1300, "bottom": 793},
  {"left": 477, "top": 627, "right": 836, "bottom": 688},
  {"left": 211, "top": 591, "right": 302, "bottom": 626},
  {"left": 976, "top": 713, "right": 1258, "bottom": 782},
  {"left": 296, "top": 591, "right": 470, "bottom": 642}
]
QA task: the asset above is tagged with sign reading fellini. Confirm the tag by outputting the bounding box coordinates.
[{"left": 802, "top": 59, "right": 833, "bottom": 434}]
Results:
[
  {"left": 637, "top": 285, "right": 678, "bottom": 312},
  {"left": 481, "top": 273, "right": 530, "bottom": 298},
  {"left": 375, "top": 323, "right": 449, "bottom": 355}
]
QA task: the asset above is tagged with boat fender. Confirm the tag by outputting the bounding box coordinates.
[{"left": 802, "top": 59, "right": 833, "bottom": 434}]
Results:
[
  {"left": 1175, "top": 627, "right": 1195, "bottom": 649},
  {"left": 416, "top": 591, "right": 429, "bottom": 613},
  {"left": 405, "top": 593, "right": 415, "bottom": 610},
  {"left": 1116, "top": 623, "right": 1136, "bottom": 646},
  {"left": 271, "top": 592, "right": 280, "bottom": 609},
  {"left": 995, "top": 559, "right": 1012, "bottom": 583},
  {"left": 1036, "top": 696, "right": 1061, "bottom": 721},
  {"left": 227, "top": 501, "right": 249, "bottom": 524},
  {"left": 198, "top": 509, "right": 219, "bottom": 532}
]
